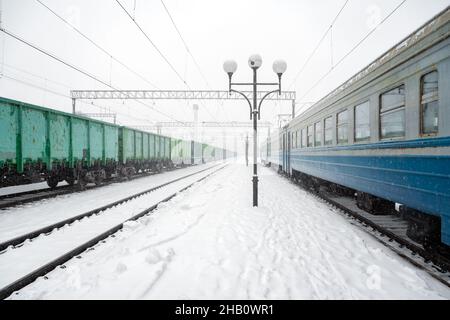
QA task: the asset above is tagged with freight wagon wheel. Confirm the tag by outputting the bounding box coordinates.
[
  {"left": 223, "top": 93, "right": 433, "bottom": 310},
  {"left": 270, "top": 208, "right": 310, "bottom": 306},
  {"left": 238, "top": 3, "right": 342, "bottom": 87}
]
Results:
[
  {"left": 77, "top": 172, "right": 87, "bottom": 191},
  {"left": 46, "top": 177, "right": 59, "bottom": 189},
  {"left": 94, "top": 175, "right": 103, "bottom": 186},
  {"left": 65, "top": 176, "right": 75, "bottom": 186}
]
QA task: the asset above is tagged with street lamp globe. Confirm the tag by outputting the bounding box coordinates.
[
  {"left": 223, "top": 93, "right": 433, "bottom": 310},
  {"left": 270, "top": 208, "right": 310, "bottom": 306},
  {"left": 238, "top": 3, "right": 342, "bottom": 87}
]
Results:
[
  {"left": 273, "top": 60, "right": 287, "bottom": 76},
  {"left": 248, "top": 54, "right": 262, "bottom": 69},
  {"left": 223, "top": 60, "right": 238, "bottom": 75}
]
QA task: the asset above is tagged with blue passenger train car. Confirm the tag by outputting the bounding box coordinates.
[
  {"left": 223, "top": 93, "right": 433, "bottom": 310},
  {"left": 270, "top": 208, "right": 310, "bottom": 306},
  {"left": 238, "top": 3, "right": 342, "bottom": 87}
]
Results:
[{"left": 262, "top": 8, "right": 450, "bottom": 250}]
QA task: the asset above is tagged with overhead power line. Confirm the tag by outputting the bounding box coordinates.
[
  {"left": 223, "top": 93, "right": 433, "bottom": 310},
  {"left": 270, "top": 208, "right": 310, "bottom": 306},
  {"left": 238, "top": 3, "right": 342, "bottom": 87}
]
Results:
[
  {"left": 159, "top": 0, "right": 211, "bottom": 89},
  {"left": 0, "top": 27, "right": 185, "bottom": 123},
  {"left": 159, "top": 0, "right": 229, "bottom": 123},
  {"left": 115, "top": 0, "right": 187, "bottom": 86},
  {"left": 298, "top": 0, "right": 407, "bottom": 103},
  {"left": 289, "top": 0, "right": 349, "bottom": 89},
  {"left": 35, "top": 0, "right": 158, "bottom": 90},
  {"left": 0, "top": 71, "right": 155, "bottom": 124}
]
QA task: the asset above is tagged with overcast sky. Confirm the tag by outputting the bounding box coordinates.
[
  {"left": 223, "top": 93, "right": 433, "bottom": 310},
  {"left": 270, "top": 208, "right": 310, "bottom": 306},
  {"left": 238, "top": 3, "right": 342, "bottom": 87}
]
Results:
[{"left": 0, "top": 0, "right": 449, "bottom": 146}]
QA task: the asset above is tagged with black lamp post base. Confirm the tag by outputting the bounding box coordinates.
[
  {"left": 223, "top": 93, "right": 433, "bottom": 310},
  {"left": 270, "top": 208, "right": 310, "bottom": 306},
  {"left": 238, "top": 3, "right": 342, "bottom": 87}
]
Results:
[{"left": 252, "top": 175, "right": 259, "bottom": 207}]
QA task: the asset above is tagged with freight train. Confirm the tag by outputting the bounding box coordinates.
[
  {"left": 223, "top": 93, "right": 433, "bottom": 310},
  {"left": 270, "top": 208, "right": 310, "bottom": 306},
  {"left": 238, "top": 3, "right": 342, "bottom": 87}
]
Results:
[
  {"left": 0, "top": 97, "right": 233, "bottom": 189},
  {"left": 261, "top": 8, "right": 450, "bottom": 252}
]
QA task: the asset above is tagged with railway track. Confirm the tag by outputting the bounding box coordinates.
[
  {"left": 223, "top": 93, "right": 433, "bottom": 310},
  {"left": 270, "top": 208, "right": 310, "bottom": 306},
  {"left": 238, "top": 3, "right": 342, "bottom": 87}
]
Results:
[
  {"left": 285, "top": 174, "right": 450, "bottom": 289},
  {"left": 0, "top": 163, "right": 226, "bottom": 300},
  {"left": 0, "top": 166, "right": 186, "bottom": 210}
]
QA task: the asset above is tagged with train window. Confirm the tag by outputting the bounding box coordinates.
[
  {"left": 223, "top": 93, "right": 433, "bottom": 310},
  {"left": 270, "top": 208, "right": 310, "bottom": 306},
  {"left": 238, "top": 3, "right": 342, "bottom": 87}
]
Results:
[
  {"left": 302, "top": 128, "right": 307, "bottom": 148},
  {"left": 324, "top": 116, "right": 333, "bottom": 146},
  {"left": 355, "top": 101, "right": 370, "bottom": 143},
  {"left": 337, "top": 110, "right": 348, "bottom": 144},
  {"left": 307, "top": 125, "right": 314, "bottom": 147},
  {"left": 421, "top": 71, "right": 439, "bottom": 135},
  {"left": 380, "top": 85, "right": 405, "bottom": 139},
  {"left": 315, "top": 121, "right": 322, "bottom": 147}
]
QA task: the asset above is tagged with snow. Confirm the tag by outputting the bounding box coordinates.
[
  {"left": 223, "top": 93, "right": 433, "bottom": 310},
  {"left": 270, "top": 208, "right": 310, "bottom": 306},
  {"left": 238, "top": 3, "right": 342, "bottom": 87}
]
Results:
[
  {"left": 0, "top": 163, "right": 218, "bottom": 242},
  {"left": 0, "top": 164, "right": 222, "bottom": 290},
  {"left": 6, "top": 162, "right": 450, "bottom": 300},
  {"left": 0, "top": 181, "right": 68, "bottom": 196}
]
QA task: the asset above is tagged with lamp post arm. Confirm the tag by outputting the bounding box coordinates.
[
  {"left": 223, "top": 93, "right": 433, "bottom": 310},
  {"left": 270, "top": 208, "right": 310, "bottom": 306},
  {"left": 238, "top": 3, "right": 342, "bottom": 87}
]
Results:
[
  {"left": 257, "top": 89, "right": 280, "bottom": 120},
  {"left": 230, "top": 89, "right": 253, "bottom": 120}
]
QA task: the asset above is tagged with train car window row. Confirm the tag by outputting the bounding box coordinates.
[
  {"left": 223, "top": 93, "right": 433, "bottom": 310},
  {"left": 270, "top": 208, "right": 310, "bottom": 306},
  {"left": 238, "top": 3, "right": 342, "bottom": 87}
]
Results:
[{"left": 293, "top": 70, "right": 439, "bottom": 150}]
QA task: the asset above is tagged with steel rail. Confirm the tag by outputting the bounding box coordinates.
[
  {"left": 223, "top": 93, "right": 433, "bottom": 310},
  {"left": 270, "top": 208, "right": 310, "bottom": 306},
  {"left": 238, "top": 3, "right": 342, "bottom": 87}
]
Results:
[
  {"left": 283, "top": 174, "right": 450, "bottom": 288},
  {"left": 0, "top": 164, "right": 221, "bottom": 252},
  {"left": 0, "top": 164, "right": 227, "bottom": 300}
]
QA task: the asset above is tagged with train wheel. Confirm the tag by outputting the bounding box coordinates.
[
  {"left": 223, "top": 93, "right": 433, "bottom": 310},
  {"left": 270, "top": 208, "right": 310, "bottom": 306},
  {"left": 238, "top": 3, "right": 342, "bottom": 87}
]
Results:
[
  {"left": 65, "top": 176, "right": 75, "bottom": 186},
  {"left": 46, "top": 177, "right": 59, "bottom": 189},
  {"left": 94, "top": 175, "right": 103, "bottom": 186}
]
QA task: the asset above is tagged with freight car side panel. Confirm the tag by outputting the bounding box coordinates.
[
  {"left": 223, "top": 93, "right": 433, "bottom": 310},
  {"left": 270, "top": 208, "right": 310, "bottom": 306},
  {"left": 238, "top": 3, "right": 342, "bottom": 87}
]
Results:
[
  {"left": 49, "top": 113, "right": 70, "bottom": 163},
  {"left": 136, "top": 131, "right": 143, "bottom": 160},
  {"left": 72, "top": 118, "right": 89, "bottom": 163},
  {"left": 155, "top": 136, "right": 160, "bottom": 158},
  {"left": 124, "top": 129, "right": 135, "bottom": 162},
  {"left": 21, "top": 107, "right": 47, "bottom": 164},
  {"left": 0, "top": 101, "right": 18, "bottom": 166},
  {"left": 143, "top": 133, "right": 149, "bottom": 160},
  {"left": 149, "top": 134, "right": 155, "bottom": 159},
  {"left": 104, "top": 125, "right": 118, "bottom": 161},
  {"left": 160, "top": 137, "right": 166, "bottom": 159},
  {"left": 89, "top": 122, "right": 103, "bottom": 163},
  {"left": 165, "top": 137, "right": 171, "bottom": 160}
]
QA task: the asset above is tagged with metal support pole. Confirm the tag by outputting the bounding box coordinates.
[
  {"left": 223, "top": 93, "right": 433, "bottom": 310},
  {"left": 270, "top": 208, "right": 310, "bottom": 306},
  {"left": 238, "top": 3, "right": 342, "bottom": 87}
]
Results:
[
  {"left": 252, "top": 68, "right": 258, "bottom": 207},
  {"left": 72, "top": 98, "right": 76, "bottom": 114}
]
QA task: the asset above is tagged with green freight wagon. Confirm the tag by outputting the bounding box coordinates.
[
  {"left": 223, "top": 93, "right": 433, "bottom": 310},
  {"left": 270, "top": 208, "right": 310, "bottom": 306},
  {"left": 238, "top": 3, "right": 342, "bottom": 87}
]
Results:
[
  {"left": 0, "top": 97, "right": 119, "bottom": 188},
  {"left": 170, "top": 138, "right": 191, "bottom": 167},
  {"left": 118, "top": 127, "right": 169, "bottom": 174}
]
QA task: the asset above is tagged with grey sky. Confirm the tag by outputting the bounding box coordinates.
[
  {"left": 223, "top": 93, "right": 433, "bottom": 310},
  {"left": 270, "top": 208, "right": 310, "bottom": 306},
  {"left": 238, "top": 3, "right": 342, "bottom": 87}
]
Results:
[{"left": 0, "top": 0, "right": 449, "bottom": 146}]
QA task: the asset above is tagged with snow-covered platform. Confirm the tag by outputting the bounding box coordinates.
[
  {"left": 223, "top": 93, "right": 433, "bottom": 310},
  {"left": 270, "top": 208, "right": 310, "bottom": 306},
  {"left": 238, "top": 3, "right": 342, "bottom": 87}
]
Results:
[{"left": 8, "top": 162, "right": 450, "bottom": 299}]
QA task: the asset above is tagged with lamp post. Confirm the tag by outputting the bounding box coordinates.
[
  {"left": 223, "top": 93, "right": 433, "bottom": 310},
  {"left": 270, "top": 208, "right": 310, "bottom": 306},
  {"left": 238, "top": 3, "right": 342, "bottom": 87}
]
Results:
[{"left": 224, "top": 55, "right": 287, "bottom": 207}]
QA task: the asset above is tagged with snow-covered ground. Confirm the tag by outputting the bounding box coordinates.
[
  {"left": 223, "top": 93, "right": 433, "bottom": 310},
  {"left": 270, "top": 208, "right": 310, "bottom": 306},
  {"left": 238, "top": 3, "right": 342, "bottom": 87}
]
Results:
[
  {"left": 0, "top": 163, "right": 218, "bottom": 242},
  {"left": 7, "top": 162, "right": 450, "bottom": 300},
  {"left": 0, "top": 181, "right": 69, "bottom": 196}
]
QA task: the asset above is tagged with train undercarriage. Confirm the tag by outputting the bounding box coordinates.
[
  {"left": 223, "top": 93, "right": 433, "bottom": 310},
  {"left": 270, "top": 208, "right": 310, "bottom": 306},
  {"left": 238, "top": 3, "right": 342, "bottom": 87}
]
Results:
[{"left": 1, "top": 158, "right": 175, "bottom": 191}]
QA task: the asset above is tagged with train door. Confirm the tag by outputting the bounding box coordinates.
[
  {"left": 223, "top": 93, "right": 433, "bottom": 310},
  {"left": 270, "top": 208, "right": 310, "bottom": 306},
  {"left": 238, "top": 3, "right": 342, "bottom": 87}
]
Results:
[
  {"left": 287, "top": 131, "right": 291, "bottom": 175},
  {"left": 282, "top": 131, "right": 287, "bottom": 172},
  {"left": 191, "top": 141, "right": 194, "bottom": 165}
]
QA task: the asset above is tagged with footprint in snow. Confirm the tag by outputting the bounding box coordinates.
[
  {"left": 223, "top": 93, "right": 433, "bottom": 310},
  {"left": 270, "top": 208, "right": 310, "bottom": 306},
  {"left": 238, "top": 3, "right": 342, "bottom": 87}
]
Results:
[{"left": 116, "top": 262, "right": 127, "bottom": 274}]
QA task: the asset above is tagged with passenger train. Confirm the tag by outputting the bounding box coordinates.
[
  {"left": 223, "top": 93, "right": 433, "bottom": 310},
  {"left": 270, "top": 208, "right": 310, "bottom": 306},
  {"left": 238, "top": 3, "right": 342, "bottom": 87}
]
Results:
[{"left": 261, "top": 7, "right": 450, "bottom": 251}]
